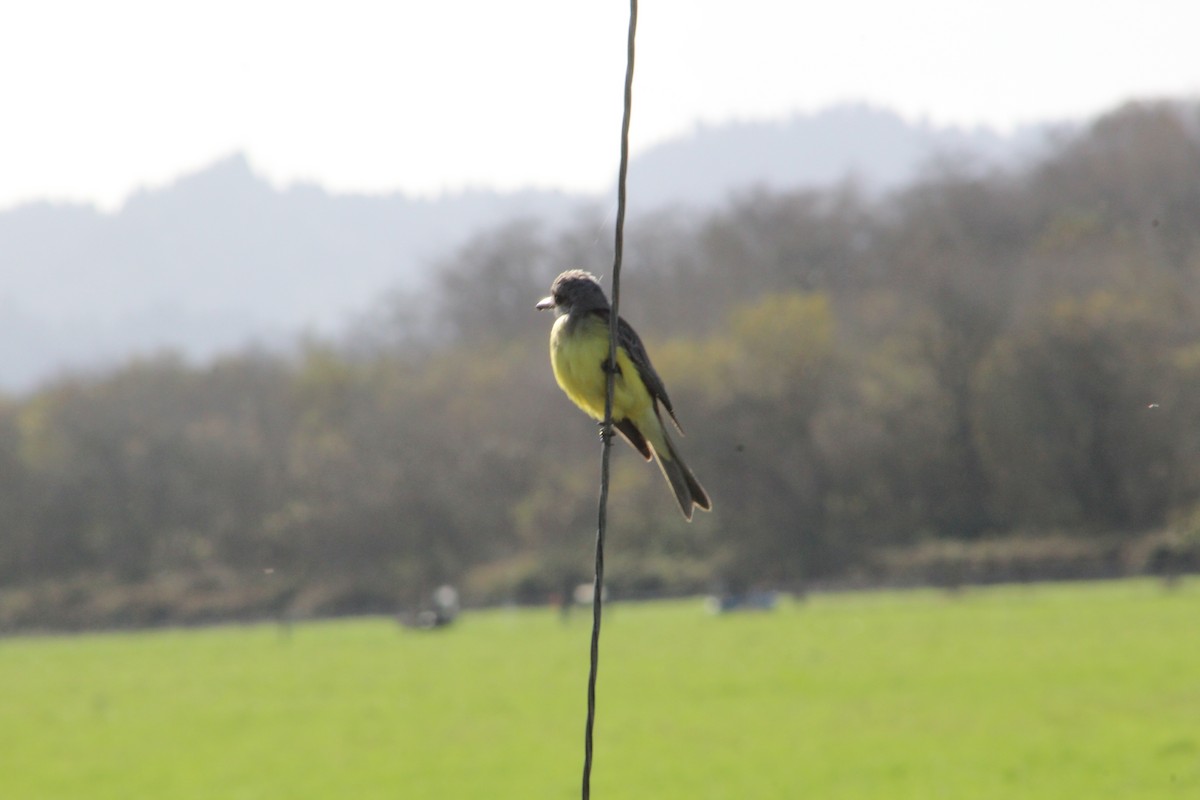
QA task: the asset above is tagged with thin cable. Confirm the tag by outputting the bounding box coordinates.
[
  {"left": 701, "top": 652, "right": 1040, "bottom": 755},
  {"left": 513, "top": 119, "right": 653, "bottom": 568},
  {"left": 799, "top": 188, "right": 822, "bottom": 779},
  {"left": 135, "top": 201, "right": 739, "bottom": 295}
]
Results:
[{"left": 583, "top": 2, "right": 636, "bottom": 798}]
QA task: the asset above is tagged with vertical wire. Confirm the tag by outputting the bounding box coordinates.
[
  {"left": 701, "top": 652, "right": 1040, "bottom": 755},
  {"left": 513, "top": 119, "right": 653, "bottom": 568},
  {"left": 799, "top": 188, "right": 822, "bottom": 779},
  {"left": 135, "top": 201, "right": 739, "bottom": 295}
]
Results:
[{"left": 582, "top": 2, "right": 637, "bottom": 798}]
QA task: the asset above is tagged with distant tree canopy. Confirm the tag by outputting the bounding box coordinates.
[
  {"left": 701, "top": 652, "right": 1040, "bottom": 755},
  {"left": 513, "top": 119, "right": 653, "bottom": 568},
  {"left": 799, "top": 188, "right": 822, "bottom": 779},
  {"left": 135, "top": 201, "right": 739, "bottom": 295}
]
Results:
[{"left": 3, "top": 101, "right": 1200, "bottom": 618}]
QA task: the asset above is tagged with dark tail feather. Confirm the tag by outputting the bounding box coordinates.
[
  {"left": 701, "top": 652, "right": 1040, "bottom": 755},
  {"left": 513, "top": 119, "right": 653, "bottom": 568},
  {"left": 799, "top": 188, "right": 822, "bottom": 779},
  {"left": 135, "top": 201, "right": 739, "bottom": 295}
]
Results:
[{"left": 656, "top": 433, "right": 712, "bottom": 521}]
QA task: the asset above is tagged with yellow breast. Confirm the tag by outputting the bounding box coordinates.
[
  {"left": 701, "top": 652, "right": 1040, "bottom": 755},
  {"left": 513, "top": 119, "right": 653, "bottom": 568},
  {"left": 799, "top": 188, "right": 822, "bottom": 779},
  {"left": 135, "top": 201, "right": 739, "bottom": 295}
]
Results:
[{"left": 549, "top": 314, "right": 651, "bottom": 423}]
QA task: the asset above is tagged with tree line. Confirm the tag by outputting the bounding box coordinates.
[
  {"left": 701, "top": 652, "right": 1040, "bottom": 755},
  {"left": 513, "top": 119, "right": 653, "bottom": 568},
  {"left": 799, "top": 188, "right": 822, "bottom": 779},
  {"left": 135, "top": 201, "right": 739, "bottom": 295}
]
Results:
[{"left": 3, "top": 101, "right": 1199, "bottom": 627}]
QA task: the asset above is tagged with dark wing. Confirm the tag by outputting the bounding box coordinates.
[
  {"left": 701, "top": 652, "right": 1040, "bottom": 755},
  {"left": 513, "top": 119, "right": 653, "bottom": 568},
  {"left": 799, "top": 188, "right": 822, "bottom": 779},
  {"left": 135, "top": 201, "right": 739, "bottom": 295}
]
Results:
[
  {"left": 613, "top": 418, "right": 652, "bottom": 460},
  {"left": 594, "top": 308, "right": 685, "bottom": 434}
]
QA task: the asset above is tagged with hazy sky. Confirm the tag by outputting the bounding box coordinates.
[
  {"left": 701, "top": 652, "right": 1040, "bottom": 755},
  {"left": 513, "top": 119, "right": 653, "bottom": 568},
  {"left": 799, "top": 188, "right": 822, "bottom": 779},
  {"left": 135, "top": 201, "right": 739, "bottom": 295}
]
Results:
[{"left": 3, "top": 0, "right": 1197, "bottom": 211}]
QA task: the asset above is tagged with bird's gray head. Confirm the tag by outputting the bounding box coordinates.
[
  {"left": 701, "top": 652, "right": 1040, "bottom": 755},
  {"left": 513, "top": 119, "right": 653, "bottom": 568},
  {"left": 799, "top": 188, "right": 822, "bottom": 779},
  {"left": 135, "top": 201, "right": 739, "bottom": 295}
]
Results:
[{"left": 535, "top": 270, "right": 610, "bottom": 317}]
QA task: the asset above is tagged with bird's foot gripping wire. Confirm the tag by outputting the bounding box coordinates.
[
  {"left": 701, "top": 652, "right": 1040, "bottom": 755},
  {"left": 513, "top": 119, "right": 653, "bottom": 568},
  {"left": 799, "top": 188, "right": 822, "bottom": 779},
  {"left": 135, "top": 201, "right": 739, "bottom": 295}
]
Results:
[
  {"left": 597, "top": 357, "right": 622, "bottom": 443},
  {"left": 596, "top": 420, "right": 616, "bottom": 443}
]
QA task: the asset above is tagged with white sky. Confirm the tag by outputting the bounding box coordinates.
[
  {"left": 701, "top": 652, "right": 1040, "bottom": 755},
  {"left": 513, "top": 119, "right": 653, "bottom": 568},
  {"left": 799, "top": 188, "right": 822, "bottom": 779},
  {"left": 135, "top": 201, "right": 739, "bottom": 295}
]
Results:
[{"left": 2, "top": 0, "right": 1198, "bottom": 211}]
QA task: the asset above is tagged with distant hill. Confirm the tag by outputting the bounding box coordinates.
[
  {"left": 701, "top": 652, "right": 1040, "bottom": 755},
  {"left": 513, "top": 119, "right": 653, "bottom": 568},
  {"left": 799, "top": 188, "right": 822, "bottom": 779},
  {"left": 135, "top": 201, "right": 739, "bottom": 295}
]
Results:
[
  {"left": 626, "top": 104, "right": 1053, "bottom": 208},
  {"left": 0, "top": 155, "right": 586, "bottom": 390},
  {"left": 0, "top": 105, "right": 1050, "bottom": 391}
]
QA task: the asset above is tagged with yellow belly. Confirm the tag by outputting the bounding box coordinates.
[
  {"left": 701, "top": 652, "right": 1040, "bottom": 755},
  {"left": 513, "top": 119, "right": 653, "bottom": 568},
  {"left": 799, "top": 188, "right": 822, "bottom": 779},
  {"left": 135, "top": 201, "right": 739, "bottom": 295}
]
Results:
[{"left": 549, "top": 314, "right": 651, "bottom": 424}]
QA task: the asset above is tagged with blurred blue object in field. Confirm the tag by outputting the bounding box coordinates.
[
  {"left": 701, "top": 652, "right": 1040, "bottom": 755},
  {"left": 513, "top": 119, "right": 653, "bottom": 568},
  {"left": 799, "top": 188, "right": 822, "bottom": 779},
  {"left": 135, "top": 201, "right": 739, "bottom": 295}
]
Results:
[{"left": 707, "top": 591, "right": 779, "bottom": 614}]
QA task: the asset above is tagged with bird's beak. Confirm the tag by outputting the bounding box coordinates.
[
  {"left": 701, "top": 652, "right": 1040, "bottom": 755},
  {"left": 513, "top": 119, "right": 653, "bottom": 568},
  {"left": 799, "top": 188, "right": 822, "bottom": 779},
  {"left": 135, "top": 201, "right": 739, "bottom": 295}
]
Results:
[{"left": 535, "top": 295, "right": 555, "bottom": 311}]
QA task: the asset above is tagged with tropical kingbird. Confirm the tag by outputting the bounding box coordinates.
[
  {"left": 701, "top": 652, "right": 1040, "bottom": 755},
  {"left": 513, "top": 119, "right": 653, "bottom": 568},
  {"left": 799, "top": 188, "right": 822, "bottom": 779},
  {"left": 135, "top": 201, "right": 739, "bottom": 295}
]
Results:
[{"left": 536, "top": 270, "right": 711, "bottom": 520}]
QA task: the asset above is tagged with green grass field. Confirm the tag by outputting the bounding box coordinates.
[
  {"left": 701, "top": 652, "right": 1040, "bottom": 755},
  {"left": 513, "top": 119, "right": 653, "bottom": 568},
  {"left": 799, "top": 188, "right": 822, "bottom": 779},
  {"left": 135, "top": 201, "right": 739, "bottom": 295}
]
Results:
[{"left": 2, "top": 579, "right": 1197, "bottom": 799}]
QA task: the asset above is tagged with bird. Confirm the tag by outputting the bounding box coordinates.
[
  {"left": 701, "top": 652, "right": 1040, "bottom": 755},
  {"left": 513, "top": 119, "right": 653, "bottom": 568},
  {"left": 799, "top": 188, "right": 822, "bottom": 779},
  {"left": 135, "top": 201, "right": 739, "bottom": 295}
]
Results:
[{"left": 536, "top": 269, "right": 711, "bottom": 520}]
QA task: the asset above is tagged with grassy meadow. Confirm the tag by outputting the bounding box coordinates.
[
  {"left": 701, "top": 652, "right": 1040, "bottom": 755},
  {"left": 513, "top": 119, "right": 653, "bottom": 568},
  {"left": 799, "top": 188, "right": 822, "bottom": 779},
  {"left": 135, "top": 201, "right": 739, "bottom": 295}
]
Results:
[{"left": 2, "top": 579, "right": 1197, "bottom": 799}]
